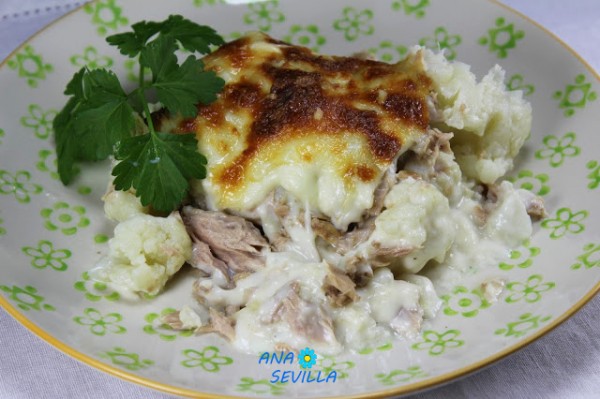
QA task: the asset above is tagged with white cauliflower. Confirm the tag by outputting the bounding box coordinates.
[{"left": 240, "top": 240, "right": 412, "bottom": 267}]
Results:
[
  {"left": 95, "top": 213, "right": 192, "bottom": 296},
  {"left": 367, "top": 177, "right": 456, "bottom": 273},
  {"left": 102, "top": 185, "right": 149, "bottom": 222},
  {"left": 410, "top": 48, "right": 532, "bottom": 184}
]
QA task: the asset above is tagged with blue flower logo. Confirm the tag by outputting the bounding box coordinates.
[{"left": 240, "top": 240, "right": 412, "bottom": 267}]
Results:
[{"left": 298, "top": 348, "right": 317, "bottom": 369}]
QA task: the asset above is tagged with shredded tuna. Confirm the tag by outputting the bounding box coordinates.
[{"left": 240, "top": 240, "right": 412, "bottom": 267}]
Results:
[
  {"left": 196, "top": 308, "right": 236, "bottom": 342},
  {"left": 323, "top": 264, "right": 359, "bottom": 307},
  {"left": 182, "top": 206, "right": 269, "bottom": 287},
  {"left": 389, "top": 307, "right": 424, "bottom": 338}
]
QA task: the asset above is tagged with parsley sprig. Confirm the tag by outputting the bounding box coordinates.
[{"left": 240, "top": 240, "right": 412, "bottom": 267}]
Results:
[{"left": 53, "top": 15, "right": 225, "bottom": 213}]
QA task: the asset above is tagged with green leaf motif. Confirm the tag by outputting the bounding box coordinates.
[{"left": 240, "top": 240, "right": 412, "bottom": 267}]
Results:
[
  {"left": 70, "top": 46, "right": 114, "bottom": 69},
  {"left": 499, "top": 240, "right": 540, "bottom": 271},
  {"left": 508, "top": 170, "right": 550, "bottom": 196},
  {"left": 143, "top": 308, "right": 194, "bottom": 341},
  {"left": 283, "top": 25, "right": 326, "bottom": 53},
  {"left": 391, "top": 0, "right": 430, "bottom": 19},
  {"left": 418, "top": 27, "right": 462, "bottom": 60},
  {"left": 442, "top": 286, "right": 491, "bottom": 317},
  {"left": 541, "top": 207, "right": 588, "bottom": 239},
  {"left": 316, "top": 356, "right": 354, "bottom": 380},
  {"left": 0, "top": 128, "right": 5, "bottom": 145},
  {"left": 0, "top": 170, "right": 43, "bottom": 204},
  {"left": 181, "top": 346, "right": 233, "bottom": 372},
  {"left": 237, "top": 377, "right": 286, "bottom": 396},
  {"left": 36, "top": 149, "right": 60, "bottom": 180},
  {"left": 73, "top": 308, "right": 126, "bottom": 336},
  {"left": 586, "top": 161, "right": 600, "bottom": 189},
  {"left": 571, "top": 243, "right": 600, "bottom": 270},
  {"left": 553, "top": 74, "right": 597, "bottom": 117},
  {"left": 358, "top": 342, "right": 393, "bottom": 355},
  {"left": 0, "top": 285, "right": 55, "bottom": 311},
  {"left": 505, "top": 275, "right": 555, "bottom": 303},
  {"left": 41, "top": 201, "right": 90, "bottom": 236},
  {"left": 6, "top": 45, "right": 53, "bottom": 87},
  {"left": 193, "top": 0, "right": 225, "bottom": 7},
  {"left": 535, "top": 132, "right": 580, "bottom": 168},
  {"left": 495, "top": 313, "right": 551, "bottom": 338},
  {"left": 0, "top": 215, "right": 6, "bottom": 236},
  {"left": 84, "top": 0, "right": 129, "bottom": 36},
  {"left": 506, "top": 74, "right": 535, "bottom": 96},
  {"left": 74, "top": 271, "right": 120, "bottom": 302},
  {"left": 20, "top": 104, "right": 57, "bottom": 140},
  {"left": 375, "top": 366, "right": 428, "bottom": 386},
  {"left": 478, "top": 17, "right": 524, "bottom": 58},
  {"left": 22, "top": 240, "right": 71, "bottom": 271},
  {"left": 333, "top": 7, "right": 374, "bottom": 42},
  {"left": 412, "top": 329, "right": 464, "bottom": 356},
  {"left": 369, "top": 41, "right": 408, "bottom": 63},
  {"left": 243, "top": 0, "right": 285, "bottom": 32},
  {"left": 100, "top": 347, "right": 153, "bottom": 371}
]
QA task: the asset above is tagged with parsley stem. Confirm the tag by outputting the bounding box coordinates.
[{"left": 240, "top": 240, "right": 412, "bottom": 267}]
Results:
[
  {"left": 139, "top": 90, "right": 156, "bottom": 135},
  {"left": 138, "top": 63, "right": 145, "bottom": 89}
]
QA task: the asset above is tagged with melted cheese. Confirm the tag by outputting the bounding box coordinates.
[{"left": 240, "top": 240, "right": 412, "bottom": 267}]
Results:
[{"left": 170, "top": 32, "right": 432, "bottom": 229}]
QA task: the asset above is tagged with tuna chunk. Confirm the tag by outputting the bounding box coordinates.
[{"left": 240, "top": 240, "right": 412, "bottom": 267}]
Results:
[{"left": 181, "top": 206, "right": 269, "bottom": 287}]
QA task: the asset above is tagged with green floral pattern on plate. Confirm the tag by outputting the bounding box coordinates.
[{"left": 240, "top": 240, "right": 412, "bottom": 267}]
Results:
[
  {"left": 495, "top": 313, "right": 551, "bottom": 338},
  {"left": 70, "top": 46, "right": 114, "bottom": 69},
  {"left": 586, "top": 160, "right": 600, "bottom": 189},
  {"left": 316, "top": 356, "right": 354, "bottom": 379},
  {"left": 0, "top": 215, "right": 5, "bottom": 236},
  {"left": 0, "top": 170, "right": 43, "bottom": 204},
  {"left": 412, "top": 330, "right": 464, "bottom": 356},
  {"left": 74, "top": 272, "right": 120, "bottom": 302},
  {"left": 283, "top": 25, "right": 326, "bottom": 52},
  {"left": 507, "top": 73, "right": 535, "bottom": 96},
  {"left": 0, "top": 128, "right": 4, "bottom": 145},
  {"left": 143, "top": 308, "right": 194, "bottom": 341},
  {"left": 6, "top": 45, "right": 53, "bottom": 87},
  {"left": 391, "top": 0, "right": 430, "bottom": 19},
  {"left": 375, "top": 366, "right": 428, "bottom": 386},
  {"left": 193, "top": 0, "right": 225, "bottom": 6},
  {"left": 541, "top": 207, "right": 588, "bottom": 239},
  {"left": 237, "top": 378, "right": 286, "bottom": 396},
  {"left": 369, "top": 41, "right": 408, "bottom": 63},
  {"left": 22, "top": 240, "right": 71, "bottom": 271},
  {"left": 41, "top": 201, "right": 90, "bottom": 236},
  {"left": 20, "top": 104, "right": 57, "bottom": 140},
  {"left": 36, "top": 149, "right": 60, "bottom": 180},
  {"left": 84, "top": 0, "right": 129, "bottom": 36},
  {"left": 442, "top": 286, "right": 491, "bottom": 317},
  {"left": 73, "top": 308, "right": 127, "bottom": 336},
  {"left": 419, "top": 27, "right": 461, "bottom": 60},
  {"left": 553, "top": 74, "right": 597, "bottom": 117},
  {"left": 478, "top": 17, "right": 524, "bottom": 58},
  {"left": 535, "top": 132, "right": 580, "bottom": 167},
  {"left": 100, "top": 347, "right": 153, "bottom": 371},
  {"left": 571, "top": 243, "right": 600, "bottom": 270},
  {"left": 243, "top": 0, "right": 285, "bottom": 32},
  {"left": 498, "top": 241, "right": 541, "bottom": 271},
  {"left": 0, "top": 285, "right": 55, "bottom": 311},
  {"left": 358, "top": 342, "right": 393, "bottom": 355},
  {"left": 508, "top": 170, "right": 550, "bottom": 196},
  {"left": 505, "top": 275, "right": 556, "bottom": 304},
  {"left": 181, "top": 346, "right": 233, "bottom": 372},
  {"left": 333, "top": 7, "right": 374, "bottom": 42}
]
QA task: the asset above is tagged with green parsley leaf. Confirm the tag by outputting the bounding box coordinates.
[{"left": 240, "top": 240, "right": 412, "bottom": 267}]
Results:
[
  {"left": 141, "top": 35, "right": 225, "bottom": 117},
  {"left": 106, "top": 15, "right": 223, "bottom": 57},
  {"left": 112, "top": 132, "right": 207, "bottom": 213}
]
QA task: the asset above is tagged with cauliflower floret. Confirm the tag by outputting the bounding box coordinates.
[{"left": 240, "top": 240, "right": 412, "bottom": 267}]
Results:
[
  {"left": 95, "top": 213, "right": 192, "bottom": 296},
  {"left": 102, "top": 185, "right": 149, "bottom": 222},
  {"left": 485, "top": 181, "right": 533, "bottom": 247},
  {"left": 410, "top": 48, "right": 532, "bottom": 184},
  {"left": 367, "top": 177, "right": 456, "bottom": 273}
]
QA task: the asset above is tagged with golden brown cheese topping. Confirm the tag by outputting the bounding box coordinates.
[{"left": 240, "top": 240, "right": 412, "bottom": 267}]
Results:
[{"left": 173, "top": 32, "right": 432, "bottom": 229}]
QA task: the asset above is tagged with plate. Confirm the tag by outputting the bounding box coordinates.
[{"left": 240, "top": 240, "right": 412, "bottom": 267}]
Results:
[{"left": 0, "top": 0, "right": 599, "bottom": 397}]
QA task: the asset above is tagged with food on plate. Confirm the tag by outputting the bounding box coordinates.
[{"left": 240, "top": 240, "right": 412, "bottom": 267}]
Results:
[{"left": 54, "top": 17, "right": 543, "bottom": 355}]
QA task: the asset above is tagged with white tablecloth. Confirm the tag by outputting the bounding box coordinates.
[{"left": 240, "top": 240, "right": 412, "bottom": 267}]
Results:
[{"left": 1, "top": 1, "right": 599, "bottom": 398}]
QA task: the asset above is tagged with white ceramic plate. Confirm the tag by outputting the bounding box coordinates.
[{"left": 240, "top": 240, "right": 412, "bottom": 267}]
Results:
[{"left": 1, "top": 0, "right": 599, "bottom": 397}]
